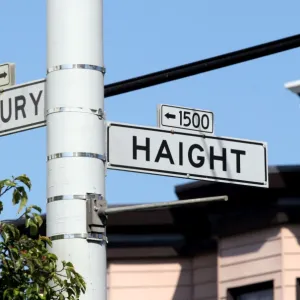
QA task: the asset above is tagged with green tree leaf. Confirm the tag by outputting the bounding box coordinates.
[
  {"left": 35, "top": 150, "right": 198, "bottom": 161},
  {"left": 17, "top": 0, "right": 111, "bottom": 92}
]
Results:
[
  {"left": 12, "top": 189, "right": 21, "bottom": 205},
  {"left": 15, "top": 174, "right": 32, "bottom": 190},
  {"left": 0, "top": 174, "right": 86, "bottom": 299},
  {"left": 29, "top": 205, "right": 42, "bottom": 213}
]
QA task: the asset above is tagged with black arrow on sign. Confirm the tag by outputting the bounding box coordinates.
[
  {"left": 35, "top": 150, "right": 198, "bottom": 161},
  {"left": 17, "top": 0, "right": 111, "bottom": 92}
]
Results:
[
  {"left": 165, "top": 112, "right": 176, "bottom": 119},
  {"left": 0, "top": 72, "right": 7, "bottom": 79}
]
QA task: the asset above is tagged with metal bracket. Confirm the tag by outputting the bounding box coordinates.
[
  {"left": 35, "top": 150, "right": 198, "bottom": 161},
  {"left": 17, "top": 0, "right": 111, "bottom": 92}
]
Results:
[
  {"left": 47, "top": 64, "right": 106, "bottom": 75},
  {"left": 86, "top": 193, "right": 107, "bottom": 235},
  {"left": 46, "top": 107, "right": 105, "bottom": 120},
  {"left": 47, "top": 193, "right": 107, "bottom": 204},
  {"left": 47, "top": 152, "right": 106, "bottom": 163},
  {"left": 49, "top": 232, "right": 108, "bottom": 243},
  {"left": 47, "top": 194, "right": 87, "bottom": 203}
]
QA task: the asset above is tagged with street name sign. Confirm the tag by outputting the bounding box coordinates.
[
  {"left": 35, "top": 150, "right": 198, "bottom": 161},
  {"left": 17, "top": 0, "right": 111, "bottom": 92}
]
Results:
[
  {"left": 0, "top": 63, "right": 16, "bottom": 89},
  {"left": 107, "top": 122, "right": 268, "bottom": 188},
  {"left": 0, "top": 79, "right": 46, "bottom": 136},
  {"left": 158, "top": 104, "right": 214, "bottom": 134}
]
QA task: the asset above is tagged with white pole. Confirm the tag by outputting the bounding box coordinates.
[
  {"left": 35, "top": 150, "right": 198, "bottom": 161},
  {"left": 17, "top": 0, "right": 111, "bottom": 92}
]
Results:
[{"left": 46, "top": 1, "right": 107, "bottom": 300}]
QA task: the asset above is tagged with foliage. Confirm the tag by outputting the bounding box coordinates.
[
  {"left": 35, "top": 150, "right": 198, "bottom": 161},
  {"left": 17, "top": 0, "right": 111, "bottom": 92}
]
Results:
[{"left": 0, "top": 175, "right": 86, "bottom": 299}]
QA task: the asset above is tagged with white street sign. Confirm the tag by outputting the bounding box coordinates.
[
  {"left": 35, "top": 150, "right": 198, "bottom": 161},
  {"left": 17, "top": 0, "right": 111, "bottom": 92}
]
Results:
[
  {"left": 107, "top": 122, "right": 268, "bottom": 188},
  {"left": 0, "top": 79, "right": 46, "bottom": 136},
  {"left": 0, "top": 63, "right": 16, "bottom": 89},
  {"left": 158, "top": 104, "right": 214, "bottom": 134}
]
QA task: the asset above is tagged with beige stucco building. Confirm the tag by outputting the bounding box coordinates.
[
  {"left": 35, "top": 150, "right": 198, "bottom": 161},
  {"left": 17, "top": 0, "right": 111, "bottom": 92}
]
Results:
[
  {"left": 14, "top": 164, "right": 300, "bottom": 299},
  {"left": 107, "top": 225, "right": 300, "bottom": 300},
  {"left": 106, "top": 165, "right": 300, "bottom": 300}
]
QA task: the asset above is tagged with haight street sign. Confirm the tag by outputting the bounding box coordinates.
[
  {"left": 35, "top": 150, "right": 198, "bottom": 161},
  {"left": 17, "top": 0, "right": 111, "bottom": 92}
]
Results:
[
  {"left": 0, "top": 79, "right": 46, "bottom": 136},
  {"left": 107, "top": 122, "right": 268, "bottom": 188}
]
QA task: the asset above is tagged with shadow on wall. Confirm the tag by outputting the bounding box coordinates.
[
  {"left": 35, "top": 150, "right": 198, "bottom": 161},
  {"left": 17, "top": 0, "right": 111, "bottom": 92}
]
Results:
[
  {"left": 177, "top": 251, "right": 218, "bottom": 300},
  {"left": 285, "top": 224, "right": 300, "bottom": 246},
  {"left": 177, "top": 227, "right": 281, "bottom": 300},
  {"left": 219, "top": 226, "right": 281, "bottom": 258},
  {"left": 218, "top": 227, "right": 281, "bottom": 299},
  {"left": 171, "top": 258, "right": 193, "bottom": 300},
  {"left": 107, "top": 227, "right": 282, "bottom": 300}
]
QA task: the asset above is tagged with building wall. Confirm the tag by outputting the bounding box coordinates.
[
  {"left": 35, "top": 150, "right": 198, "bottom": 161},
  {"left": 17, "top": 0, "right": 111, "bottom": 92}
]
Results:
[
  {"left": 218, "top": 227, "right": 283, "bottom": 300},
  {"left": 107, "top": 249, "right": 218, "bottom": 300},
  {"left": 282, "top": 225, "right": 300, "bottom": 299},
  {"left": 217, "top": 225, "right": 300, "bottom": 300},
  {"left": 193, "top": 253, "right": 217, "bottom": 300},
  {"left": 106, "top": 225, "right": 300, "bottom": 300},
  {"left": 107, "top": 256, "right": 192, "bottom": 300}
]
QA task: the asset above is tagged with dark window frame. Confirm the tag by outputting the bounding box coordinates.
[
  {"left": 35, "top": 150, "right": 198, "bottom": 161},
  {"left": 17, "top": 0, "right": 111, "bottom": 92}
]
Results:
[
  {"left": 227, "top": 280, "right": 273, "bottom": 300},
  {"left": 296, "top": 278, "right": 300, "bottom": 300}
]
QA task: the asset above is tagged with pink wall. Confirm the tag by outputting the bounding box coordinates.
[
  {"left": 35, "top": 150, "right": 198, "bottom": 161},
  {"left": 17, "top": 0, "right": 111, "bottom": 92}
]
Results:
[
  {"left": 108, "top": 258, "right": 192, "bottom": 300},
  {"left": 281, "top": 225, "right": 300, "bottom": 299},
  {"left": 218, "top": 227, "right": 282, "bottom": 300},
  {"left": 107, "top": 225, "right": 300, "bottom": 300},
  {"left": 107, "top": 249, "right": 217, "bottom": 300},
  {"left": 192, "top": 253, "right": 217, "bottom": 300}
]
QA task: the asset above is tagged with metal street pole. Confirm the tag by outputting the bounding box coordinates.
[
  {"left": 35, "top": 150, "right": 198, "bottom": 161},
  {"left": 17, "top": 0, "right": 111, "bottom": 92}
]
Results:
[{"left": 46, "top": 1, "right": 107, "bottom": 299}]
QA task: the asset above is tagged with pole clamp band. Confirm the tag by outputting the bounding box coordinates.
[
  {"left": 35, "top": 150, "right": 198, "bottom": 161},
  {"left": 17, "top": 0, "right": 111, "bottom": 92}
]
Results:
[
  {"left": 46, "top": 107, "right": 104, "bottom": 119},
  {"left": 47, "top": 64, "right": 106, "bottom": 75},
  {"left": 47, "top": 152, "right": 106, "bottom": 162},
  {"left": 47, "top": 193, "right": 103, "bottom": 203},
  {"left": 49, "top": 233, "right": 108, "bottom": 243}
]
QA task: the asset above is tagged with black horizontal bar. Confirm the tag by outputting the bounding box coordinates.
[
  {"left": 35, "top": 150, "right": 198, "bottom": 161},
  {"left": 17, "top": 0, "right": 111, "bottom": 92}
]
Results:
[{"left": 104, "top": 34, "right": 300, "bottom": 98}]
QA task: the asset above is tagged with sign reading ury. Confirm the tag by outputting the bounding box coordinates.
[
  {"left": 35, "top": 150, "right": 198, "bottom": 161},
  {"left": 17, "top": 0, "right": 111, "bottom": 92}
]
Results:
[{"left": 0, "top": 79, "right": 46, "bottom": 136}]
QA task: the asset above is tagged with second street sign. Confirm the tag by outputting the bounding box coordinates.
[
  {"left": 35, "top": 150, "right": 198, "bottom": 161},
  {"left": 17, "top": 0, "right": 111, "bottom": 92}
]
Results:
[
  {"left": 0, "top": 79, "right": 46, "bottom": 136},
  {"left": 107, "top": 122, "right": 268, "bottom": 188},
  {"left": 158, "top": 104, "right": 214, "bottom": 134},
  {"left": 0, "top": 63, "right": 16, "bottom": 89}
]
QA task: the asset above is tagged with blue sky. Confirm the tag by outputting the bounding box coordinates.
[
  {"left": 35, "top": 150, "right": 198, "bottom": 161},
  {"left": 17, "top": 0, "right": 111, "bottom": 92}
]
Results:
[{"left": 0, "top": 0, "right": 300, "bottom": 220}]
